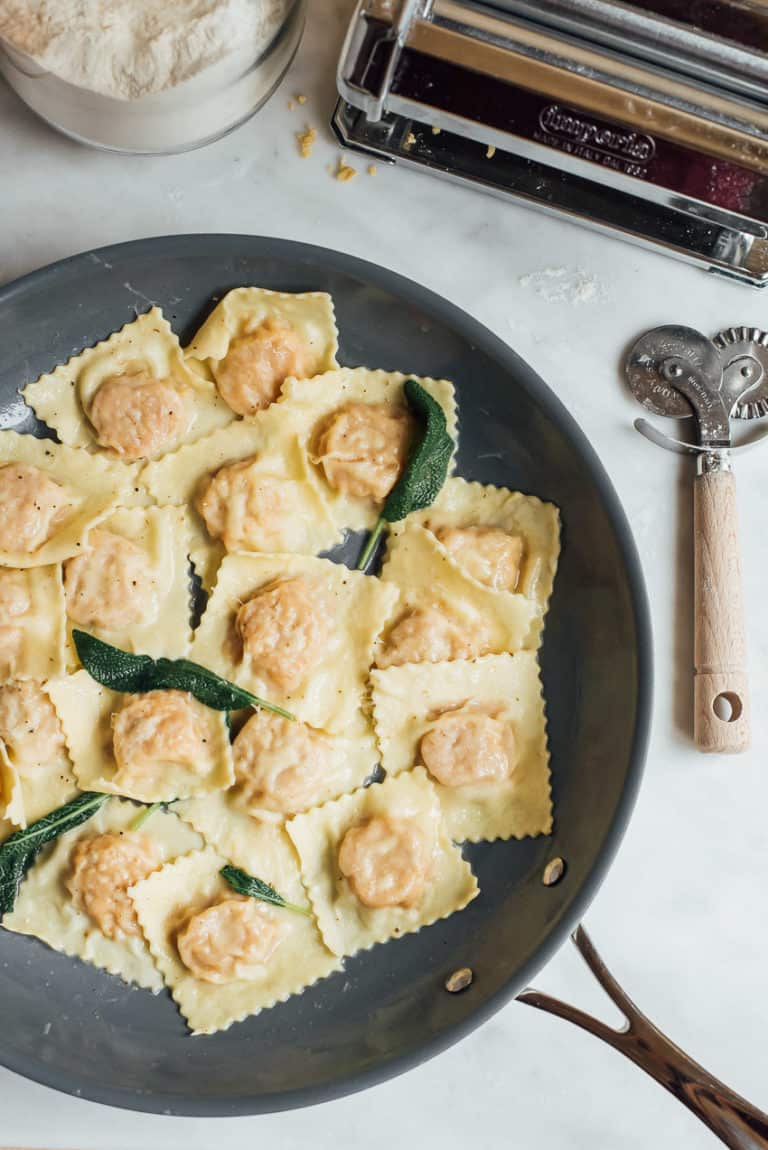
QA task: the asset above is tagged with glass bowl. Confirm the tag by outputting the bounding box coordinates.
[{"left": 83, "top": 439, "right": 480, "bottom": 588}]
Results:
[{"left": 0, "top": 0, "right": 305, "bottom": 154}]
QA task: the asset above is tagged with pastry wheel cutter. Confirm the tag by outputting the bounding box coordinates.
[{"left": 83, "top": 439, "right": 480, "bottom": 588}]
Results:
[{"left": 626, "top": 324, "right": 768, "bottom": 753}]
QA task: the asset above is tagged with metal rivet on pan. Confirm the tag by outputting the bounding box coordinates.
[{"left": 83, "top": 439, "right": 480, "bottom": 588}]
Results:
[
  {"left": 542, "top": 857, "right": 566, "bottom": 886},
  {"left": 444, "top": 967, "right": 473, "bottom": 993}
]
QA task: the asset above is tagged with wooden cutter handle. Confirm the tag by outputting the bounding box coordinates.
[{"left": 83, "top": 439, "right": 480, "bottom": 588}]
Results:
[{"left": 693, "top": 468, "right": 750, "bottom": 753}]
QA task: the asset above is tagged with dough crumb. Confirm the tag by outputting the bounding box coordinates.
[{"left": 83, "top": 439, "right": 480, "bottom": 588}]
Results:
[
  {"left": 288, "top": 98, "right": 295, "bottom": 110},
  {"left": 431, "top": 125, "right": 441, "bottom": 135},
  {"left": 335, "top": 159, "right": 357, "bottom": 183},
  {"left": 405, "top": 131, "right": 417, "bottom": 147},
  {"left": 296, "top": 126, "right": 316, "bottom": 158},
  {"left": 486, "top": 144, "right": 496, "bottom": 158},
  {"left": 367, "top": 164, "right": 377, "bottom": 176},
  {"left": 297, "top": 94, "right": 307, "bottom": 105}
]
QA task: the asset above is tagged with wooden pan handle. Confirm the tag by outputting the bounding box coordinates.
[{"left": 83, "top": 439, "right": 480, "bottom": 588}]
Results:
[{"left": 693, "top": 467, "right": 750, "bottom": 753}]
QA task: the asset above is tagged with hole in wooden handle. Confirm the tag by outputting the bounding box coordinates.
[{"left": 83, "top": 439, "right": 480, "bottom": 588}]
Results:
[{"left": 712, "top": 692, "right": 743, "bottom": 723}]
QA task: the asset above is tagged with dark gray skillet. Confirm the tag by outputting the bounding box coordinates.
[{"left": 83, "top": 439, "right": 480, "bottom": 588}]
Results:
[{"left": 0, "top": 234, "right": 654, "bottom": 1118}]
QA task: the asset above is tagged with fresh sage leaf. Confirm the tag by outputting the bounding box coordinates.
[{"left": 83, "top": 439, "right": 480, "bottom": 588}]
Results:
[
  {"left": 220, "top": 864, "right": 311, "bottom": 917},
  {"left": 382, "top": 379, "right": 455, "bottom": 523},
  {"left": 357, "top": 378, "right": 454, "bottom": 570},
  {"left": 0, "top": 791, "right": 110, "bottom": 917},
  {"left": 73, "top": 631, "right": 295, "bottom": 720}
]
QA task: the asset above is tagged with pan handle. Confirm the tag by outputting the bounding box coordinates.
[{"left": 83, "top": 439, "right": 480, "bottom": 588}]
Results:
[{"left": 518, "top": 927, "right": 768, "bottom": 1150}]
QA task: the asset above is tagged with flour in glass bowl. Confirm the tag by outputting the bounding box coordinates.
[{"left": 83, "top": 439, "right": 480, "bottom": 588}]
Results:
[
  {"left": 0, "top": 0, "right": 288, "bottom": 98},
  {"left": 0, "top": 0, "right": 299, "bottom": 152}
]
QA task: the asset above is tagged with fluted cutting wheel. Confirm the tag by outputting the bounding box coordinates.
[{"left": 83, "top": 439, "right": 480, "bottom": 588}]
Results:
[{"left": 712, "top": 326, "right": 768, "bottom": 419}]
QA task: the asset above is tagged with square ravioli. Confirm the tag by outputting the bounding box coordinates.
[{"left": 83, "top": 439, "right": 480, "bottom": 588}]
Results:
[
  {"left": 376, "top": 524, "right": 539, "bottom": 668},
  {"left": 22, "top": 308, "right": 233, "bottom": 462},
  {"left": 141, "top": 421, "right": 341, "bottom": 589},
  {"left": 0, "top": 566, "right": 66, "bottom": 682},
  {"left": 3, "top": 799, "right": 202, "bottom": 991},
  {"left": 176, "top": 710, "right": 379, "bottom": 843},
  {"left": 370, "top": 652, "right": 552, "bottom": 843},
  {"left": 267, "top": 367, "right": 458, "bottom": 532},
  {"left": 131, "top": 844, "right": 342, "bottom": 1035},
  {"left": 0, "top": 431, "right": 139, "bottom": 567},
  {"left": 0, "top": 680, "right": 78, "bottom": 828},
  {"left": 0, "top": 741, "right": 23, "bottom": 827},
  {"left": 62, "top": 506, "right": 193, "bottom": 663},
  {"left": 190, "top": 553, "right": 398, "bottom": 733},
  {"left": 396, "top": 477, "right": 560, "bottom": 639},
  {"left": 287, "top": 767, "right": 478, "bottom": 958},
  {"left": 1, "top": 755, "right": 79, "bottom": 830},
  {"left": 47, "top": 671, "right": 234, "bottom": 802},
  {"left": 183, "top": 287, "right": 339, "bottom": 417}
]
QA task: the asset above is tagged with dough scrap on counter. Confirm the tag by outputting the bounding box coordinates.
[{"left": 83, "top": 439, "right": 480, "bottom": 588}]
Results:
[
  {"left": 0, "top": 565, "right": 67, "bottom": 682},
  {"left": 376, "top": 524, "right": 538, "bottom": 667},
  {"left": 287, "top": 767, "right": 478, "bottom": 958},
  {"left": 190, "top": 553, "right": 397, "bottom": 733},
  {"left": 141, "top": 421, "right": 340, "bottom": 590},
  {"left": 370, "top": 652, "right": 551, "bottom": 843},
  {"left": 63, "top": 505, "right": 193, "bottom": 664},
  {"left": 0, "top": 432, "right": 140, "bottom": 567},
  {"left": 184, "top": 287, "right": 338, "bottom": 417},
  {"left": 22, "top": 308, "right": 233, "bottom": 460},
  {"left": 3, "top": 800, "right": 202, "bottom": 991},
  {"left": 396, "top": 477, "right": 560, "bottom": 644},
  {"left": 273, "top": 368, "right": 458, "bottom": 532},
  {"left": 131, "top": 843, "right": 341, "bottom": 1035},
  {"left": 47, "top": 671, "right": 234, "bottom": 803}
]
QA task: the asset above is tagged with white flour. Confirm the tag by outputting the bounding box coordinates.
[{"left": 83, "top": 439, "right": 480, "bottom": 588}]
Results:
[
  {"left": 519, "top": 266, "right": 606, "bottom": 305},
  {"left": 0, "top": 0, "right": 287, "bottom": 100},
  {"left": 0, "top": 0, "right": 298, "bottom": 150}
]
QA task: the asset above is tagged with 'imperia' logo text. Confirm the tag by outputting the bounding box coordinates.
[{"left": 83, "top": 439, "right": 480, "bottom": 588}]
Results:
[{"left": 539, "top": 104, "right": 655, "bottom": 163}]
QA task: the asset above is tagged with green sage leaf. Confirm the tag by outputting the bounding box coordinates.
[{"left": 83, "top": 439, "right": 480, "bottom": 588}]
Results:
[
  {"left": 220, "top": 864, "right": 310, "bottom": 917},
  {"left": 73, "top": 631, "right": 294, "bottom": 720},
  {"left": 0, "top": 791, "right": 110, "bottom": 917},
  {"left": 357, "top": 379, "right": 454, "bottom": 569},
  {"left": 381, "top": 379, "right": 454, "bottom": 523}
]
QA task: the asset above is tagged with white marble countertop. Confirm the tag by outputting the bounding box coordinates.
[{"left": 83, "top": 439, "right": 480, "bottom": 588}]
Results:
[{"left": 1, "top": 2, "right": 767, "bottom": 1146}]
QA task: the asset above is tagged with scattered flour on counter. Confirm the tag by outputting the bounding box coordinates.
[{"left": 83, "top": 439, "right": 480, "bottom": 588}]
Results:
[
  {"left": 519, "top": 266, "right": 607, "bottom": 305},
  {"left": 0, "top": 0, "right": 288, "bottom": 99}
]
